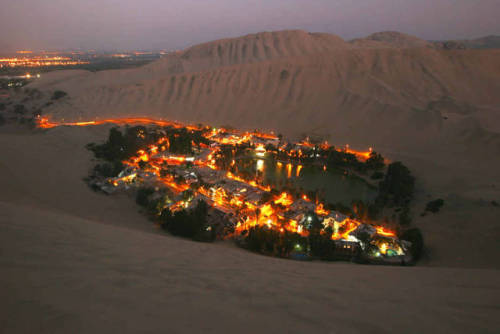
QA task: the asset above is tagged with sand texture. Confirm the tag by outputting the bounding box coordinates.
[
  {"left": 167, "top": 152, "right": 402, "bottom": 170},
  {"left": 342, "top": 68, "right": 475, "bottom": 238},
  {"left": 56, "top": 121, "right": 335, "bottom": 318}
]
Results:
[{"left": 1, "top": 30, "right": 500, "bottom": 332}]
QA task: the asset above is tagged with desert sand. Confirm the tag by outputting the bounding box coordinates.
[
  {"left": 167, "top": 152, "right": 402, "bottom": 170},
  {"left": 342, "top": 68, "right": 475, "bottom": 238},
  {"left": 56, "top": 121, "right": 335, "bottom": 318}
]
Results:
[
  {"left": 1, "top": 126, "right": 499, "bottom": 333},
  {"left": 1, "top": 30, "right": 500, "bottom": 332},
  {"left": 28, "top": 32, "right": 500, "bottom": 203}
]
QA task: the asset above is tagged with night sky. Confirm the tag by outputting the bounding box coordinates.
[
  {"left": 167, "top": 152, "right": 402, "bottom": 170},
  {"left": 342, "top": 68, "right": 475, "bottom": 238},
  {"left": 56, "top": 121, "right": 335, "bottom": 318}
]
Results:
[{"left": 1, "top": 0, "right": 499, "bottom": 51}]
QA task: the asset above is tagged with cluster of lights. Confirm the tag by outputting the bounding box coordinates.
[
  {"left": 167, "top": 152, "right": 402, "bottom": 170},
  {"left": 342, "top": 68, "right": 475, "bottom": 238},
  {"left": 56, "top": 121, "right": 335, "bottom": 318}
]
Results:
[
  {"left": 23, "top": 73, "right": 41, "bottom": 79},
  {"left": 36, "top": 116, "right": 395, "bottom": 244},
  {"left": 0, "top": 56, "right": 89, "bottom": 68}
]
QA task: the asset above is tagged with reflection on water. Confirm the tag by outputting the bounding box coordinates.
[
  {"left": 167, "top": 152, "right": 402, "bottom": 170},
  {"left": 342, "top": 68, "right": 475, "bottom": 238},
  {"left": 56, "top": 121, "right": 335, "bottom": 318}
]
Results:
[
  {"left": 296, "top": 165, "right": 302, "bottom": 177},
  {"left": 235, "top": 157, "right": 377, "bottom": 205},
  {"left": 286, "top": 163, "right": 292, "bottom": 178},
  {"left": 256, "top": 159, "right": 264, "bottom": 172}
]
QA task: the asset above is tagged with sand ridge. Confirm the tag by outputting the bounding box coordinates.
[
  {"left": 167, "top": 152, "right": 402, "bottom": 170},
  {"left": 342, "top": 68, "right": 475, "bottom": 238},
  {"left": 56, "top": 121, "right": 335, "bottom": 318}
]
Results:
[{"left": 1, "top": 30, "right": 500, "bottom": 332}]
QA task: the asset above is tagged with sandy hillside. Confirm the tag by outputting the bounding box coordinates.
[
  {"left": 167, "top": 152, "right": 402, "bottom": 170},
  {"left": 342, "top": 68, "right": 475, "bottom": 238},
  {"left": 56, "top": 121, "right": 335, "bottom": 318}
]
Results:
[
  {"left": 1, "top": 125, "right": 500, "bottom": 333},
  {"left": 5, "top": 29, "right": 500, "bottom": 265},
  {"left": 350, "top": 31, "right": 434, "bottom": 48},
  {"left": 29, "top": 31, "right": 500, "bottom": 162},
  {"left": 1, "top": 30, "right": 500, "bottom": 332},
  {"left": 16, "top": 30, "right": 500, "bottom": 266}
]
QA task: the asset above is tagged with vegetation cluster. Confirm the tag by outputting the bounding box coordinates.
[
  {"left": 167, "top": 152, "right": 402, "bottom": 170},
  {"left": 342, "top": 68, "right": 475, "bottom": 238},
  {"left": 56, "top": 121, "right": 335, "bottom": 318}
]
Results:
[
  {"left": 86, "top": 125, "right": 210, "bottom": 183},
  {"left": 134, "top": 186, "right": 215, "bottom": 242},
  {"left": 425, "top": 199, "right": 444, "bottom": 213},
  {"left": 51, "top": 90, "right": 67, "bottom": 100},
  {"left": 85, "top": 126, "right": 425, "bottom": 263},
  {"left": 244, "top": 209, "right": 423, "bottom": 264}
]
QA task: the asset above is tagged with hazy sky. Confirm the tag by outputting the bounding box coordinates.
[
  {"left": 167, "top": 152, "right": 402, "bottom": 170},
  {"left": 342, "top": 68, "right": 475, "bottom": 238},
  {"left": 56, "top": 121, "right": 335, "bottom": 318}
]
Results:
[{"left": 1, "top": 0, "right": 499, "bottom": 51}]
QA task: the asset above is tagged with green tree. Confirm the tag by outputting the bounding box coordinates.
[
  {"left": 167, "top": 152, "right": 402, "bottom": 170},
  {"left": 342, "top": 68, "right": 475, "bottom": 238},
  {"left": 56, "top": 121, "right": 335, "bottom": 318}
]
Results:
[
  {"left": 378, "top": 162, "right": 415, "bottom": 207},
  {"left": 92, "top": 161, "right": 123, "bottom": 178},
  {"left": 400, "top": 228, "right": 424, "bottom": 262},
  {"left": 309, "top": 234, "right": 336, "bottom": 260},
  {"left": 365, "top": 152, "right": 385, "bottom": 170},
  {"left": 371, "top": 171, "right": 384, "bottom": 180},
  {"left": 136, "top": 187, "right": 155, "bottom": 207},
  {"left": 162, "top": 200, "right": 214, "bottom": 242},
  {"left": 51, "top": 90, "right": 67, "bottom": 100},
  {"left": 425, "top": 199, "right": 444, "bottom": 213},
  {"left": 246, "top": 226, "right": 306, "bottom": 258},
  {"left": 399, "top": 206, "right": 412, "bottom": 225}
]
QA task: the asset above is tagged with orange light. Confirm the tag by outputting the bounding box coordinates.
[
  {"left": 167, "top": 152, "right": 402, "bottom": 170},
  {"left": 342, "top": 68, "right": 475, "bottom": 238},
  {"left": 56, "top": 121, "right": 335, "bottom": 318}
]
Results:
[
  {"left": 274, "top": 192, "right": 293, "bottom": 207},
  {"left": 296, "top": 165, "right": 302, "bottom": 177},
  {"left": 37, "top": 116, "right": 397, "bottom": 242},
  {"left": 376, "top": 226, "right": 396, "bottom": 237},
  {"left": 315, "top": 203, "right": 330, "bottom": 216}
]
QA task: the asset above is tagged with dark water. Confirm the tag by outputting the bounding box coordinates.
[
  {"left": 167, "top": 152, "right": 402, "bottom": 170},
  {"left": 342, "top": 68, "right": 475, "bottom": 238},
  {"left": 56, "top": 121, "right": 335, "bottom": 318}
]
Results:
[{"left": 235, "top": 156, "right": 377, "bottom": 205}]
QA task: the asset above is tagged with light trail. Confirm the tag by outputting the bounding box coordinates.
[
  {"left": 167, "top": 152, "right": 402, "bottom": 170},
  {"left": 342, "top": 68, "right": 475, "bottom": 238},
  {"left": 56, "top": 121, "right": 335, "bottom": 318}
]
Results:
[{"left": 38, "top": 115, "right": 394, "bottom": 241}]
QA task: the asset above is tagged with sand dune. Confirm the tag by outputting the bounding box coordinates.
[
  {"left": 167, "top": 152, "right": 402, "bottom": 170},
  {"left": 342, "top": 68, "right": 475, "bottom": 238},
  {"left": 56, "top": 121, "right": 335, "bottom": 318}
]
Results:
[
  {"left": 31, "top": 44, "right": 500, "bottom": 199},
  {"left": 17, "top": 30, "right": 500, "bottom": 269},
  {"left": 446, "top": 35, "right": 500, "bottom": 49},
  {"left": 1, "top": 126, "right": 499, "bottom": 333},
  {"left": 0, "top": 124, "right": 497, "bottom": 269},
  {"left": 2, "top": 198, "right": 500, "bottom": 333},
  {"left": 31, "top": 31, "right": 500, "bottom": 141},
  {"left": 350, "top": 31, "right": 433, "bottom": 48},
  {"left": 159, "top": 30, "right": 351, "bottom": 73},
  {"left": 2, "top": 30, "right": 500, "bottom": 332},
  {"left": 35, "top": 48, "right": 500, "bottom": 142},
  {"left": 30, "top": 30, "right": 352, "bottom": 90}
]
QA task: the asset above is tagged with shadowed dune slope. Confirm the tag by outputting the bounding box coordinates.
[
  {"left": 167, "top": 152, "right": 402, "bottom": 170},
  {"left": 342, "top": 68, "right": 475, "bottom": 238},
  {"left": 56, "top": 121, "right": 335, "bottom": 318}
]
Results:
[
  {"left": 350, "top": 31, "right": 433, "bottom": 48},
  {"left": 35, "top": 46, "right": 500, "bottom": 156},
  {"left": 20, "top": 30, "right": 500, "bottom": 269},
  {"left": 152, "top": 30, "right": 351, "bottom": 74},
  {"left": 2, "top": 31, "right": 500, "bottom": 333},
  {"left": 2, "top": 197, "right": 500, "bottom": 334},
  {"left": 31, "top": 30, "right": 352, "bottom": 89},
  {"left": 28, "top": 31, "right": 500, "bottom": 212},
  {"left": 0, "top": 126, "right": 499, "bottom": 332}
]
